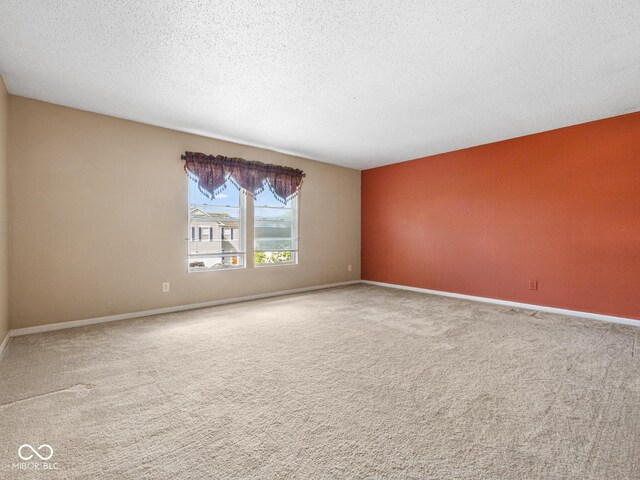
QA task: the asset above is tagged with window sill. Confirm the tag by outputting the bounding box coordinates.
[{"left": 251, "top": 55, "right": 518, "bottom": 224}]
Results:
[
  {"left": 254, "top": 262, "right": 298, "bottom": 269},
  {"left": 188, "top": 265, "right": 246, "bottom": 273}
]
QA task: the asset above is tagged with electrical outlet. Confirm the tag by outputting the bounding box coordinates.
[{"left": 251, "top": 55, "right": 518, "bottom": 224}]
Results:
[
  {"left": 162, "top": 282, "right": 170, "bottom": 293},
  {"left": 529, "top": 280, "right": 538, "bottom": 291},
  {"left": 348, "top": 264, "right": 352, "bottom": 272}
]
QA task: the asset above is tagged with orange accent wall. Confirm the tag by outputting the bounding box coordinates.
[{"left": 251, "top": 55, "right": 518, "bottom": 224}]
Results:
[{"left": 362, "top": 113, "right": 640, "bottom": 320}]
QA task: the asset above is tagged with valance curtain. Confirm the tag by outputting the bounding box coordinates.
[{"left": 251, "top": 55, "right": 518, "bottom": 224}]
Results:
[{"left": 182, "top": 151, "right": 305, "bottom": 204}]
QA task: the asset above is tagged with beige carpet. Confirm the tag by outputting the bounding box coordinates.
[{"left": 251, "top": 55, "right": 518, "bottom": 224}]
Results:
[{"left": 1, "top": 284, "right": 639, "bottom": 479}]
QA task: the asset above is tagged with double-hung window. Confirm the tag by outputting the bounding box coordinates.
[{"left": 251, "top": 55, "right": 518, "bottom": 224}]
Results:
[
  {"left": 253, "top": 188, "right": 298, "bottom": 265},
  {"left": 188, "top": 179, "right": 245, "bottom": 271},
  {"left": 186, "top": 157, "right": 301, "bottom": 272}
]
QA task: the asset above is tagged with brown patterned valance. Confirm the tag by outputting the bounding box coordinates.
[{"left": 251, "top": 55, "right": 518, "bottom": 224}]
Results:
[{"left": 182, "top": 151, "right": 305, "bottom": 204}]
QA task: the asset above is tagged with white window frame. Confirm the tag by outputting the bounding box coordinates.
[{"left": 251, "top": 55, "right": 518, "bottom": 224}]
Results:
[
  {"left": 253, "top": 195, "right": 299, "bottom": 268},
  {"left": 187, "top": 181, "right": 246, "bottom": 273}
]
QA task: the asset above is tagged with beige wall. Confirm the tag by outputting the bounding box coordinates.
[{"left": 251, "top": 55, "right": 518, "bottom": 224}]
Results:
[
  {"left": 0, "top": 77, "right": 8, "bottom": 341},
  {"left": 8, "top": 97, "right": 361, "bottom": 329}
]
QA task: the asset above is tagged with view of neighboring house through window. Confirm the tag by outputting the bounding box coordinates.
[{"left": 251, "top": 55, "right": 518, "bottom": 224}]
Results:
[
  {"left": 188, "top": 178, "right": 244, "bottom": 271},
  {"left": 254, "top": 187, "right": 298, "bottom": 265}
]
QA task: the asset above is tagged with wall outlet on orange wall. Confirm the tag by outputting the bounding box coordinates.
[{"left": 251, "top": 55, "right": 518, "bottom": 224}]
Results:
[{"left": 529, "top": 280, "right": 538, "bottom": 291}]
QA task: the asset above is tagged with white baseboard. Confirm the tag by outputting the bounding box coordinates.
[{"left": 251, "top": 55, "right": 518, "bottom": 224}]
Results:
[
  {"left": 7, "top": 279, "right": 638, "bottom": 339},
  {"left": 361, "top": 280, "right": 639, "bottom": 327},
  {"left": 9, "top": 280, "right": 360, "bottom": 337},
  {"left": 0, "top": 332, "right": 10, "bottom": 359}
]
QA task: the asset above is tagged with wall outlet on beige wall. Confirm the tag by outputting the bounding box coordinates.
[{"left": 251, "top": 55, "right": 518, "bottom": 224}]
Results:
[
  {"left": 162, "top": 282, "right": 170, "bottom": 293},
  {"left": 348, "top": 265, "right": 352, "bottom": 272}
]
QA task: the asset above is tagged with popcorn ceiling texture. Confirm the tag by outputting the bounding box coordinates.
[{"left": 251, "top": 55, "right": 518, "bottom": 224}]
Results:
[
  {"left": 0, "top": 1, "right": 639, "bottom": 169},
  {"left": 1, "top": 285, "right": 639, "bottom": 479}
]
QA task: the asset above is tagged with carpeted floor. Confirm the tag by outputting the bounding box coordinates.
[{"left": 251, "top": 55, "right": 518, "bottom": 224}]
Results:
[{"left": 1, "top": 284, "right": 639, "bottom": 479}]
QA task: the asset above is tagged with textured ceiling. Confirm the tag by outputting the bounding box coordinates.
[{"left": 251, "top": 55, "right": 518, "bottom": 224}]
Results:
[{"left": 1, "top": 1, "right": 639, "bottom": 170}]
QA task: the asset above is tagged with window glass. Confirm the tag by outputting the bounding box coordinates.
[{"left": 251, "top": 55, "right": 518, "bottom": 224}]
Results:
[
  {"left": 253, "top": 186, "right": 297, "bottom": 266},
  {"left": 188, "top": 179, "right": 244, "bottom": 271}
]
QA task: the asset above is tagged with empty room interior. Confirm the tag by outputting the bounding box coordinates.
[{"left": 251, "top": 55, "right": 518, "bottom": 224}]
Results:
[{"left": 1, "top": 2, "right": 639, "bottom": 479}]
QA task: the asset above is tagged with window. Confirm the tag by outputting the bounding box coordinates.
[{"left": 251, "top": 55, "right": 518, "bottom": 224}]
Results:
[
  {"left": 188, "top": 178, "right": 244, "bottom": 271},
  {"left": 184, "top": 151, "right": 304, "bottom": 272},
  {"left": 254, "top": 187, "right": 298, "bottom": 266}
]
